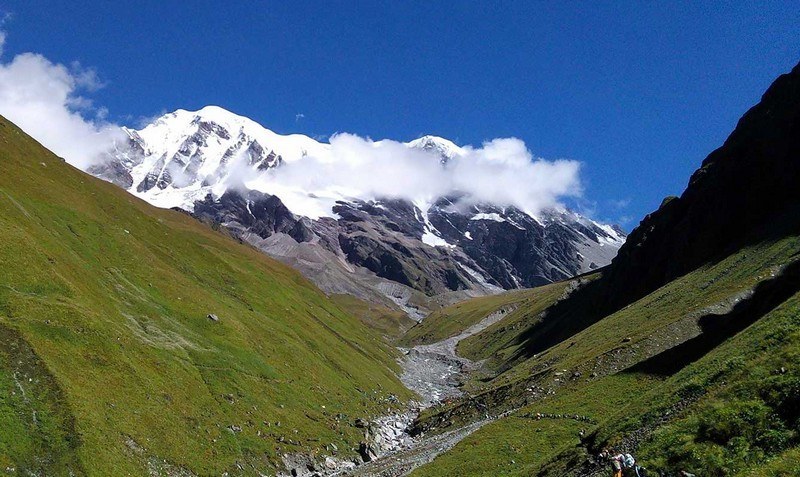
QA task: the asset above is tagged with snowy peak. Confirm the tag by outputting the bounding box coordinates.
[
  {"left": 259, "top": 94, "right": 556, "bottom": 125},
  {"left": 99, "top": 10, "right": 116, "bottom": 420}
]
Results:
[
  {"left": 406, "top": 135, "right": 465, "bottom": 163},
  {"left": 95, "top": 107, "right": 482, "bottom": 214},
  {"left": 137, "top": 105, "right": 326, "bottom": 164},
  {"left": 90, "top": 106, "right": 331, "bottom": 208}
]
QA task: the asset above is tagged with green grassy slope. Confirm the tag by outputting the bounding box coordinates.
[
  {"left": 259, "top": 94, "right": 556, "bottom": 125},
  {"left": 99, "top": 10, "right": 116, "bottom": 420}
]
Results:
[
  {"left": 410, "top": 234, "right": 800, "bottom": 477},
  {"left": 456, "top": 280, "right": 587, "bottom": 370},
  {"left": 0, "top": 116, "right": 413, "bottom": 476},
  {"left": 399, "top": 288, "right": 550, "bottom": 347},
  {"left": 329, "top": 293, "right": 416, "bottom": 341}
]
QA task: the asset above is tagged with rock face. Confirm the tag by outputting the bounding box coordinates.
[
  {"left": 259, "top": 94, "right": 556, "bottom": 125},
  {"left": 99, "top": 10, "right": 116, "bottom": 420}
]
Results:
[
  {"left": 90, "top": 106, "right": 626, "bottom": 314},
  {"left": 190, "top": 190, "right": 501, "bottom": 310},
  {"left": 603, "top": 60, "right": 800, "bottom": 311},
  {"left": 428, "top": 199, "right": 624, "bottom": 288},
  {"left": 194, "top": 190, "right": 315, "bottom": 244},
  {"left": 188, "top": 188, "right": 624, "bottom": 310}
]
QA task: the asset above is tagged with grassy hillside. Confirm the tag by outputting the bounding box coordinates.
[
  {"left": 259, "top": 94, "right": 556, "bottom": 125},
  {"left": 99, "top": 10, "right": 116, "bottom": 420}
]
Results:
[
  {"left": 0, "top": 116, "right": 413, "bottom": 476},
  {"left": 409, "top": 233, "right": 800, "bottom": 476},
  {"left": 399, "top": 288, "right": 547, "bottom": 347},
  {"left": 456, "top": 279, "right": 589, "bottom": 372},
  {"left": 329, "top": 293, "right": 416, "bottom": 340}
]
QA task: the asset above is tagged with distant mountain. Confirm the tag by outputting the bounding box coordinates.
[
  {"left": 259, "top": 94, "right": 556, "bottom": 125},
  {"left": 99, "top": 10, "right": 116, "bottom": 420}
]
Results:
[{"left": 89, "top": 106, "right": 625, "bottom": 315}]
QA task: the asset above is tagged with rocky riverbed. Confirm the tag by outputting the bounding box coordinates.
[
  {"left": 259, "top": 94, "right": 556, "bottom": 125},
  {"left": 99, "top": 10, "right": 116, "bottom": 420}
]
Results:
[
  {"left": 279, "top": 306, "right": 517, "bottom": 477},
  {"left": 399, "top": 306, "right": 516, "bottom": 406}
]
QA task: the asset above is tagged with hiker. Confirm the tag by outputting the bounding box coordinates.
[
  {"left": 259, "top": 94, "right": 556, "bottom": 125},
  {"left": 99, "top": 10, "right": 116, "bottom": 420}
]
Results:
[
  {"left": 621, "top": 453, "right": 650, "bottom": 477},
  {"left": 620, "top": 453, "right": 645, "bottom": 477},
  {"left": 599, "top": 450, "right": 648, "bottom": 477},
  {"left": 598, "top": 449, "right": 624, "bottom": 477}
]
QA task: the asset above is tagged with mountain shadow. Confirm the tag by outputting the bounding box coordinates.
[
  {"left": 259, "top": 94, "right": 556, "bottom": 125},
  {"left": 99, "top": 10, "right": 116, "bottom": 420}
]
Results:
[{"left": 624, "top": 257, "right": 800, "bottom": 377}]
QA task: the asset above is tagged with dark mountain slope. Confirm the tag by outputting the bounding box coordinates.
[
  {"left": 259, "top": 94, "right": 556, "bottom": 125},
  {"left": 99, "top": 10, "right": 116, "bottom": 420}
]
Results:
[
  {"left": 606, "top": 61, "right": 800, "bottom": 310},
  {"left": 493, "top": 59, "right": 800, "bottom": 364}
]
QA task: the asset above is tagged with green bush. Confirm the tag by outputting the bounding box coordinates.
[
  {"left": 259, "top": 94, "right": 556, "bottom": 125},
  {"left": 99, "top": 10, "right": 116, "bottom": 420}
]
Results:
[
  {"left": 760, "top": 374, "right": 800, "bottom": 432},
  {"left": 648, "top": 396, "right": 795, "bottom": 476}
]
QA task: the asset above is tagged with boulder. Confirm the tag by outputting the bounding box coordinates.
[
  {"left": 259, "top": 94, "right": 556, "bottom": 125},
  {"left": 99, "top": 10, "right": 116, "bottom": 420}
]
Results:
[
  {"left": 358, "top": 442, "right": 377, "bottom": 462},
  {"left": 354, "top": 418, "right": 369, "bottom": 428}
]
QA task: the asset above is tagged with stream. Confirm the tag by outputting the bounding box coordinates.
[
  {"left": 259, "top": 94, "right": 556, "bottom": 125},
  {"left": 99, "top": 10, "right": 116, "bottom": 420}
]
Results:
[
  {"left": 280, "top": 306, "right": 515, "bottom": 476},
  {"left": 331, "top": 306, "right": 516, "bottom": 477}
]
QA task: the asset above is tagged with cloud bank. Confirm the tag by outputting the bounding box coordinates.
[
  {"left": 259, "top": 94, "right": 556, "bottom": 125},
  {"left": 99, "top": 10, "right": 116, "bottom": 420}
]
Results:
[
  {"left": 0, "top": 30, "right": 583, "bottom": 218},
  {"left": 0, "top": 50, "right": 123, "bottom": 168},
  {"left": 247, "top": 134, "right": 582, "bottom": 218}
]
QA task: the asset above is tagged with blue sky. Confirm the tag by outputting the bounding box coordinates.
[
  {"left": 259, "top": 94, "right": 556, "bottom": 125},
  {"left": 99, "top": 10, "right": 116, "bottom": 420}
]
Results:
[{"left": 0, "top": 1, "right": 798, "bottom": 228}]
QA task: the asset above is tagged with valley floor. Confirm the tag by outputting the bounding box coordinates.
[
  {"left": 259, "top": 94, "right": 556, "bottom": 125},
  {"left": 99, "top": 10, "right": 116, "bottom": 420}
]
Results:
[{"left": 320, "top": 303, "right": 517, "bottom": 476}]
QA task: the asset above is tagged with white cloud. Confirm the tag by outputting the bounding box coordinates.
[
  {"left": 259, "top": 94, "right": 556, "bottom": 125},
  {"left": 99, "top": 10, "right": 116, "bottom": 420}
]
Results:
[
  {"left": 0, "top": 30, "right": 582, "bottom": 218},
  {"left": 0, "top": 51, "right": 123, "bottom": 168},
  {"left": 0, "top": 12, "right": 9, "bottom": 58},
  {"left": 610, "top": 198, "right": 631, "bottom": 209},
  {"left": 247, "top": 133, "right": 582, "bottom": 218}
]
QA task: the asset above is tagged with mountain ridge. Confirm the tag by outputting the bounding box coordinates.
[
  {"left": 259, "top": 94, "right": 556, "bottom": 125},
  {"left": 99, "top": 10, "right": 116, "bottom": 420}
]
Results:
[{"left": 89, "top": 107, "right": 625, "bottom": 314}]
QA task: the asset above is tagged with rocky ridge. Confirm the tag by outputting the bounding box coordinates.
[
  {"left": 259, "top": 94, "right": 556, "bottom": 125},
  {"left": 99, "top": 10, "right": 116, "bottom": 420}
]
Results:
[{"left": 89, "top": 107, "right": 626, "bottom": 313}]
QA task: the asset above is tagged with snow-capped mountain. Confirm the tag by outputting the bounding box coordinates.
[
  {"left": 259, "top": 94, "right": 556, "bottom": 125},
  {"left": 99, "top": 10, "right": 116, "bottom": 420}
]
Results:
[
  {"left": 89, "top": 106, "right": 625, "bottom": 316},
  {"left": 406, "top": 135, "right": 465, "bottom": 164},
  {"left": 91, "top": 106, "right": 329, "bottom": 210}
]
